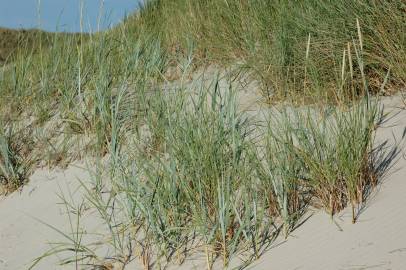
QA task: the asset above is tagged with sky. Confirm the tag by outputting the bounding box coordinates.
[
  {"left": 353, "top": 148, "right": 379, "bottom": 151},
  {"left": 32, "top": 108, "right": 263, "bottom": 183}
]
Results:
[{"left": 0, "top": 0, "right": 142, "bottom": 32}]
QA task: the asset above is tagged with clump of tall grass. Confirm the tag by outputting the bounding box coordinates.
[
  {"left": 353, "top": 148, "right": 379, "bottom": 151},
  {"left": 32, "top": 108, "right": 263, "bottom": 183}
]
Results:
[
  {"left": 0, "top": 122, "right": 34, "bottom": 193},
  {"left": 262, "top": 99, "right": 379, "bottom": 224},
  {"left": 109, "top": 83, "right": 274, "bottom": 267}
]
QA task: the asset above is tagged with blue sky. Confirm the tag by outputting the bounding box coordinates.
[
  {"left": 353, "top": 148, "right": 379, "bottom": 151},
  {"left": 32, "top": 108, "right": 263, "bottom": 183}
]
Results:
[{"left": 0, "top": 0, "right": 142, "bottom": 32}]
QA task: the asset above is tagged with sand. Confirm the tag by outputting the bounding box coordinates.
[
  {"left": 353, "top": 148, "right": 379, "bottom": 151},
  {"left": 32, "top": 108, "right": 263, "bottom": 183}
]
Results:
[
  {"left": 1, "top": 95, "right": 406, "bottom": 270},
  {"left": 0, "top": 164, "right": 91, "bottom": 270}
]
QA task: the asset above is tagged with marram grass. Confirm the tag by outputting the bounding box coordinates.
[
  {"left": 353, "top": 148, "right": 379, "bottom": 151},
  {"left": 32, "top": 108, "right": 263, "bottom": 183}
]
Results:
[{"left": 0, "top": 0, "right": 396, "bottom": 269}]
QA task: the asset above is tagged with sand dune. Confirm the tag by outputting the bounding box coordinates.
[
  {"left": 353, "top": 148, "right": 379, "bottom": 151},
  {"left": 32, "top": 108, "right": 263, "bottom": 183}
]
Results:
[{"left": 1, "top": 95, "right": 406, "bottom": 270}]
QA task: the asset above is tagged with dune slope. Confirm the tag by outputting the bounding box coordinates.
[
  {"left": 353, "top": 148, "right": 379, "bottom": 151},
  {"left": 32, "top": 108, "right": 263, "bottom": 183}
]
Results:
[{"left": 0, "top": 95, "right": 405, "bottom": 270}]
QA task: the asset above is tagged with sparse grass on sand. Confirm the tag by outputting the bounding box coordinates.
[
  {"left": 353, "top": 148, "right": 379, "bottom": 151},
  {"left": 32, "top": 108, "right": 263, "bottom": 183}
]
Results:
[{"left": 0, "top": 0, "right": 404, "bottom": 269}]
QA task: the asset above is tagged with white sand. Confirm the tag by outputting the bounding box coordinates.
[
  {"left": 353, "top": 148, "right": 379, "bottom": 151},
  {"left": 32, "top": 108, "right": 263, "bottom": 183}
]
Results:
[
  {"left": 1, "top": 95, "right": 406, "bottom": 270},
  {"left": 0, "top": 164, "right": 92, "bottom": 270}
]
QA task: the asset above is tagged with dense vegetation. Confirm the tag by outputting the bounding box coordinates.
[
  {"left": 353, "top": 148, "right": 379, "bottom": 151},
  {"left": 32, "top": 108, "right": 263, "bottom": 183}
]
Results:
[
  {"left": 0, "top": 0, "right": 404, "bottom": 268},
  {"left": 0, "top": 27, "right": 84, "bottom": 65},
  {"left": 0, "top": 28, "right": 42, "bottom": 64},
  {"left": 126, "top": 0, "right": 405, "bottom": 101}
]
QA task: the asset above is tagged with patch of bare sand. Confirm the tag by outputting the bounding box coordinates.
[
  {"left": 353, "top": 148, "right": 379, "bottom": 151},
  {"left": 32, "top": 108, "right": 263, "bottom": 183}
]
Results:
[{"left": 0, "top": 164, "right": 93, "bottom": 270}]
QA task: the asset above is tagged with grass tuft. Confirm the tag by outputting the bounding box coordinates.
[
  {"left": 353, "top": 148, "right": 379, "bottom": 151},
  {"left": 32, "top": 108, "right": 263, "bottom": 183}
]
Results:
[{"left": 0, "top": 122, "right": 34, "bottom": 193}]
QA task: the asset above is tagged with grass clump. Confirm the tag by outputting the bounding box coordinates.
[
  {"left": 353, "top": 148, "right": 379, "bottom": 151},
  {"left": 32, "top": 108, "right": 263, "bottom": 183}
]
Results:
[
  {"left": 109, "top": 84, "right": 273, "bottom": 267},
  {"left": 0, "top": 122, "right": 34, "bottom": 193},
  {"left": 263, "top": 99, "right": 379, "bottom": 224}
]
